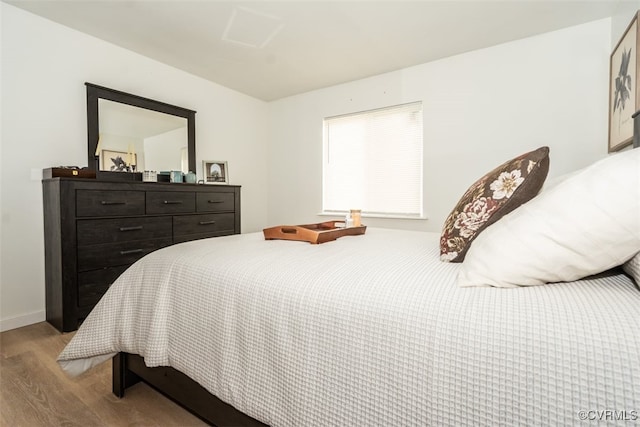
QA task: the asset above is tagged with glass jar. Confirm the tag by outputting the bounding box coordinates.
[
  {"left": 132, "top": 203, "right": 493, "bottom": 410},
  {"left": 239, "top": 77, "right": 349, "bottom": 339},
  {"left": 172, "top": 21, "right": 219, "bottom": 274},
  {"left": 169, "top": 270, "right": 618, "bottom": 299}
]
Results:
[{"left": 350, "top": 209, "right": 362, "bottom": 227}]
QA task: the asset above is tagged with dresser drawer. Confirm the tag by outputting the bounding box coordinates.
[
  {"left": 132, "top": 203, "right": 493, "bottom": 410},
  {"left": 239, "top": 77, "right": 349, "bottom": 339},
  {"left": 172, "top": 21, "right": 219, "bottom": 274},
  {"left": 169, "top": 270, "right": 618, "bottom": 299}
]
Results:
[
  {"left": 77, "top": 265, "right": 128, "bottom": 307},
  {"left": 173, "top": 213, "right": 235, "bottom": 237},
  {"left": 196, "top": 192, "right": 235, "bottom": 212},
  {"left": 77, "top": 190, "right": 145, "bottom": 217},
  {"left": 146, "top": 191, "right": 195, "bottom": 214},
  {"left": 77, "top": 217, "right": 172, "bottom": 246},
  {"left": 77, "top": 238, "right": 172, "bottom": 271}
]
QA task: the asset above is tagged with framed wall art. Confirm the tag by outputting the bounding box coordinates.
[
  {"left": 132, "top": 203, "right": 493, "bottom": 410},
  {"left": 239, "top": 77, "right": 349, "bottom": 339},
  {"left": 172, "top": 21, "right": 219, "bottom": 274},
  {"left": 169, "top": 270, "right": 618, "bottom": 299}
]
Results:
[
  {"left": 609, "top": 10, "right": 640, "bottom": 152},
  {"left": 203, "top": 160, "right": 229, "bottom": 184}
]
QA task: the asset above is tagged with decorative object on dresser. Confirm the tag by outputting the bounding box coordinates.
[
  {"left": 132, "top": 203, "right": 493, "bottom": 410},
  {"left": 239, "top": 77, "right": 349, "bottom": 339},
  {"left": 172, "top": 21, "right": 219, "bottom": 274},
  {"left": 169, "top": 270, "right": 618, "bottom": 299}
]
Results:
[
  {"left": 170, "top": 170, "right": 184, "bottom": 183},
  {"left": 142, "top": 170, "right": 158, "bottom": 182},
  {"left": 100, "top": 149, "right": 137, "bottom": 172},
  {"left": 42, "top": 167, "right": 96, "bottom": 179},
  {"left": 203, "top": 160, "right": 229, "bottom": 184},
  {"left": 184, "top": 171, "right": 197, "bottom": 183},
  {"left": 42, "top": 178, "right": 241, "bottom": 332},
  {"left": 86, "top": 83, "right": 196, "bottom": 181},
  {"left": 608, "top": 10, "right": 639, "bottom": 152}
]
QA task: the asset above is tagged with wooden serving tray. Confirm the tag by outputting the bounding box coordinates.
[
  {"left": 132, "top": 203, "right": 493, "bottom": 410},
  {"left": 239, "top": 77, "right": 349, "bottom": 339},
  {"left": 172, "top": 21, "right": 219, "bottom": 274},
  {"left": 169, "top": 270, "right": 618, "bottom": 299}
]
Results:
[{"left": 263, "top": 221, "right": 366, "bottom": 244}]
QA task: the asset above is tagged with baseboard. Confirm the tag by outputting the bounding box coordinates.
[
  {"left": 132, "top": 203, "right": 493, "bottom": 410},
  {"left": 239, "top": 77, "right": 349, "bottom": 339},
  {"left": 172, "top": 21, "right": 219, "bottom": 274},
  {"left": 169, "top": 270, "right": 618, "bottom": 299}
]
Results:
[{"left": 0, "top": 310, "right": 46, "bottom": 332}]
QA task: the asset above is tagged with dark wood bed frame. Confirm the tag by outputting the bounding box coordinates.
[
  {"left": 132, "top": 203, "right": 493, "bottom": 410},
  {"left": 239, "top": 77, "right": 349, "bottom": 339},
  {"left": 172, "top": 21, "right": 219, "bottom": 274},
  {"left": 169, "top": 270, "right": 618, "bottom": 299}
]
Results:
[{"left": 112, "top": 353, "right": 267, "bottom": 426}]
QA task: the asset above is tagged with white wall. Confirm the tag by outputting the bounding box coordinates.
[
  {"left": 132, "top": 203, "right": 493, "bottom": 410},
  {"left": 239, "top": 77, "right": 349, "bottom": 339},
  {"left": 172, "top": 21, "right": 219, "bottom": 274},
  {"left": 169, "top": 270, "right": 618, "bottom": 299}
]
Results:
[
  {"left": 267, "top": 18, "right": 611, "bottom": 232},
  {"left": 0, "top": 3, "right": 269, "bottom": 331},
  {"left": 611, "top": 3, "right": 639, "bottom": 47}
]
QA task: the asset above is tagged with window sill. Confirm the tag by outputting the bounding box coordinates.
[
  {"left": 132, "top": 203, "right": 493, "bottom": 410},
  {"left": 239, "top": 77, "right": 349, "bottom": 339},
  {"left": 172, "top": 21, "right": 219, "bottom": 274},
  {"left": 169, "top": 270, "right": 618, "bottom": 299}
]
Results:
[{"left": 318, "top": 212, "right": 427, "bottom": 221}]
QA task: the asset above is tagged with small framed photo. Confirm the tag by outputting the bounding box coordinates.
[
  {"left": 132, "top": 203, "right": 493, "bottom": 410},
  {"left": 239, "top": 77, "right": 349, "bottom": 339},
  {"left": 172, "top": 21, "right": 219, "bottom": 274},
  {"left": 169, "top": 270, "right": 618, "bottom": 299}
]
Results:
[
  {"left": 101, "top": 150, "right": 136, "bottom": 171},
  {"left": 609, "top": 10, "right": 640, "bottom": 152},
  {"left": 203, "top": 160, "right": 229, "bottom": 184}
]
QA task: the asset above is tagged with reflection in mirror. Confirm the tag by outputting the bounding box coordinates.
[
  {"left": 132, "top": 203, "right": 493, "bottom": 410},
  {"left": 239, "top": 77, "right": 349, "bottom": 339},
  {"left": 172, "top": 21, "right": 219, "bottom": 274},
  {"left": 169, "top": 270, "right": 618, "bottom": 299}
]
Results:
[
  {"left": 98, "top": 100, "right": 189, "bottom": 172},
  {"left": 86, "top": 83, "right": 196, "bottom": 176}
]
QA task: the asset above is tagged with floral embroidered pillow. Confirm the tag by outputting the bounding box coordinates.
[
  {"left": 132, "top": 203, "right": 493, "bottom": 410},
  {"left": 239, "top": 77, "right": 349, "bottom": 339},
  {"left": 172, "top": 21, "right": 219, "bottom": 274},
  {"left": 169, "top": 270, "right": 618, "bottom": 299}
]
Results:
[{"left": 440, "top": 146, "right": 550, "bottom": 262}]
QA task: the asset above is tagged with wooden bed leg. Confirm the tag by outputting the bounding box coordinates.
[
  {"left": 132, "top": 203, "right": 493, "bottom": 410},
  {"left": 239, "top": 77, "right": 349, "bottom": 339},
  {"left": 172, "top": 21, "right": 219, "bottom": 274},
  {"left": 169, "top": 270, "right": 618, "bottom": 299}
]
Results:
[{"left": 112, "top": 352, "right": 140, "bottom": 398}]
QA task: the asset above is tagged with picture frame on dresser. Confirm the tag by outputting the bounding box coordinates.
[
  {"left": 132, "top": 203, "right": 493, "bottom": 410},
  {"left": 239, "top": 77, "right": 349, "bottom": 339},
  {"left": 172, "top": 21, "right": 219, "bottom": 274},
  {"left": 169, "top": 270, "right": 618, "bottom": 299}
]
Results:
[
  {"left": 609, "top": 10, "right": 640, "bottom": 152},
  {"left": 203, "top": 160, "right": 229, "bottom": 184},
  {"left": 101, "top": 149, "right": 137, "bottom": 171}
]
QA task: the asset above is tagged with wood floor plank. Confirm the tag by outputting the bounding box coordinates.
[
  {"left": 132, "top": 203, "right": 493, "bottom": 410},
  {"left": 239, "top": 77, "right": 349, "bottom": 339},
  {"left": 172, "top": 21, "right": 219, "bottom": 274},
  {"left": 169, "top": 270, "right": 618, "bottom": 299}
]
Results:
[
  {"left": 0, "top": 322, "right": 208, "bottom": 427},
  {"left": 1, "top": 351, "right": 103, "bottom": 426}
]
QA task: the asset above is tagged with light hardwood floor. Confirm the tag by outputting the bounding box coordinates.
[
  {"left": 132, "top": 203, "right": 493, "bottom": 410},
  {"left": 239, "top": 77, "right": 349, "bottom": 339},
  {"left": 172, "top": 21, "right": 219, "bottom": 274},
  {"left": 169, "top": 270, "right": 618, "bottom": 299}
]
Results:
[{"left": 0, "top": 322, "right": 207, "bottom": 426}]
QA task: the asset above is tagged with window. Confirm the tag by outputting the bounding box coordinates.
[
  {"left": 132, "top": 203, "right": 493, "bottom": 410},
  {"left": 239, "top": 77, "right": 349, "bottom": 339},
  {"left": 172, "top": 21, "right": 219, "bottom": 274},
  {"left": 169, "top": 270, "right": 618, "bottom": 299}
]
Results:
[{"left": 322, "top": 102, "right": 423, "bottom": 218}]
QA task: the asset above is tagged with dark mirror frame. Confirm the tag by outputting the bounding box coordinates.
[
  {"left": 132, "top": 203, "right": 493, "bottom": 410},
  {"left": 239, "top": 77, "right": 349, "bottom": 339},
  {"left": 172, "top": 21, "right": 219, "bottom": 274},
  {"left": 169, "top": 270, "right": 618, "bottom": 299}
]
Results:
[
  {"left": 86, "top": 82, "right": 196, "bottom": 173},
  {"left": 633, "top": 110, "right": 640, "bottom": 149}
]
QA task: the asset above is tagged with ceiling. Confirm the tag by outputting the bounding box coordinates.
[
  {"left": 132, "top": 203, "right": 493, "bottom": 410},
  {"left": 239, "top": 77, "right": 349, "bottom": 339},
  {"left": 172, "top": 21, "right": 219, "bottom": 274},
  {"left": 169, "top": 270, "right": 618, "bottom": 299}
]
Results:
[{"left": 4, "top": 0, "right": 625, "bottom": 101}]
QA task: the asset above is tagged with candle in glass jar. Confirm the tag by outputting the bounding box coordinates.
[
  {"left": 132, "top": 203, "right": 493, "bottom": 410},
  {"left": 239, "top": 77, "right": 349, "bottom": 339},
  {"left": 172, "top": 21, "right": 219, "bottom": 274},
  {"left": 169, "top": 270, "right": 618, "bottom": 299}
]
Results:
[{"left": 350, "top": 209, "right": 362, "bottom": 227}]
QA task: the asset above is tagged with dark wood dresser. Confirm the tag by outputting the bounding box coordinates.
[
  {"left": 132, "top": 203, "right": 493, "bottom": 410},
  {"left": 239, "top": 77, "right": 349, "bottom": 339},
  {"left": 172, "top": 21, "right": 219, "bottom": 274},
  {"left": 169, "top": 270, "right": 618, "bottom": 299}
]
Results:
[{"left": 42, "top": 178, "right": 241, "bottom": 332}]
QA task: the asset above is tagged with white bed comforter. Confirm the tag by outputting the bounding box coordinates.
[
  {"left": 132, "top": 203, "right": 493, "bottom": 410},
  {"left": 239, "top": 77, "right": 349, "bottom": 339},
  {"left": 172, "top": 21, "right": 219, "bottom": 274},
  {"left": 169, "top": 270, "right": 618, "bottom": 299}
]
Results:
[{"left": 59, "top": 228, "right": 640, "bottom": 426}]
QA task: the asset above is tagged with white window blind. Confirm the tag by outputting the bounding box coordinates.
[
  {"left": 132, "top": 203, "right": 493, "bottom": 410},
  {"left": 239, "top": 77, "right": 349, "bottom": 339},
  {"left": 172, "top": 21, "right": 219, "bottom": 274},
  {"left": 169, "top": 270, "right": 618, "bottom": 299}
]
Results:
[{"left": 323, "top": 101, "right": 423, "bottom": 218}]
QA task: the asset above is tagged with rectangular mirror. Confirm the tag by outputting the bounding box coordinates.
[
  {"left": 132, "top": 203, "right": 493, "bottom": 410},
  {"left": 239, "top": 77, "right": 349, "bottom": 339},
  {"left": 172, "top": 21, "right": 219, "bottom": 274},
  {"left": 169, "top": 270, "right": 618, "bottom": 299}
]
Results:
[
  {"left": 98, "top": 99, "right": 189, "bottom": 172},
  {"left": 86, "top": 83, "right": 196, "bottom": 176}
]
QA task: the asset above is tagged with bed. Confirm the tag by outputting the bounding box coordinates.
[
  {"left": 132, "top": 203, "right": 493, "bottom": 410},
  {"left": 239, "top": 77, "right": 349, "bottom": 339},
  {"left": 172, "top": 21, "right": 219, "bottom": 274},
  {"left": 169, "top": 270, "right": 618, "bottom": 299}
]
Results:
[{"left": 58, "top": 148, "right": 640, "bottom": 426}]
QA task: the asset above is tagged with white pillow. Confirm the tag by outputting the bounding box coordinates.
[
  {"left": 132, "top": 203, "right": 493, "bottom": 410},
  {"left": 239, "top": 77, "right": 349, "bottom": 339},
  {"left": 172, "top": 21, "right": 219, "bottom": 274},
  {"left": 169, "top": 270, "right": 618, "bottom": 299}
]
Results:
[
  {"left": 623, "top": 252, "right": 640, "bottom": 285},
  {"left": 458, "top": 148, "right": 640, "bottom": 287}
]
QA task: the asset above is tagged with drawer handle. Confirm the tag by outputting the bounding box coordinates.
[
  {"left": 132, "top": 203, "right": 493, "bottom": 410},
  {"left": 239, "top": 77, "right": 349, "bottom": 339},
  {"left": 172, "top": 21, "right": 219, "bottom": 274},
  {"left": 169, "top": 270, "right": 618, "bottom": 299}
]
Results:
[
  {"left": 119, "top": 226, "right": 143, "bottom": 232},
  {"left": 101, "top": 201, "right": 126, "bottom": 205},
  {"left": 207, "top": 200, "right": 224, "bottom": 204},
  {"left": 120, "top": 249, "right": 144, "bottom": 255},
  {"left": 199, "top": 220, "right": 216, "bottom": 225},
  {"left": 163, "top": 200, "right": 184, "bottom": 205}
]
